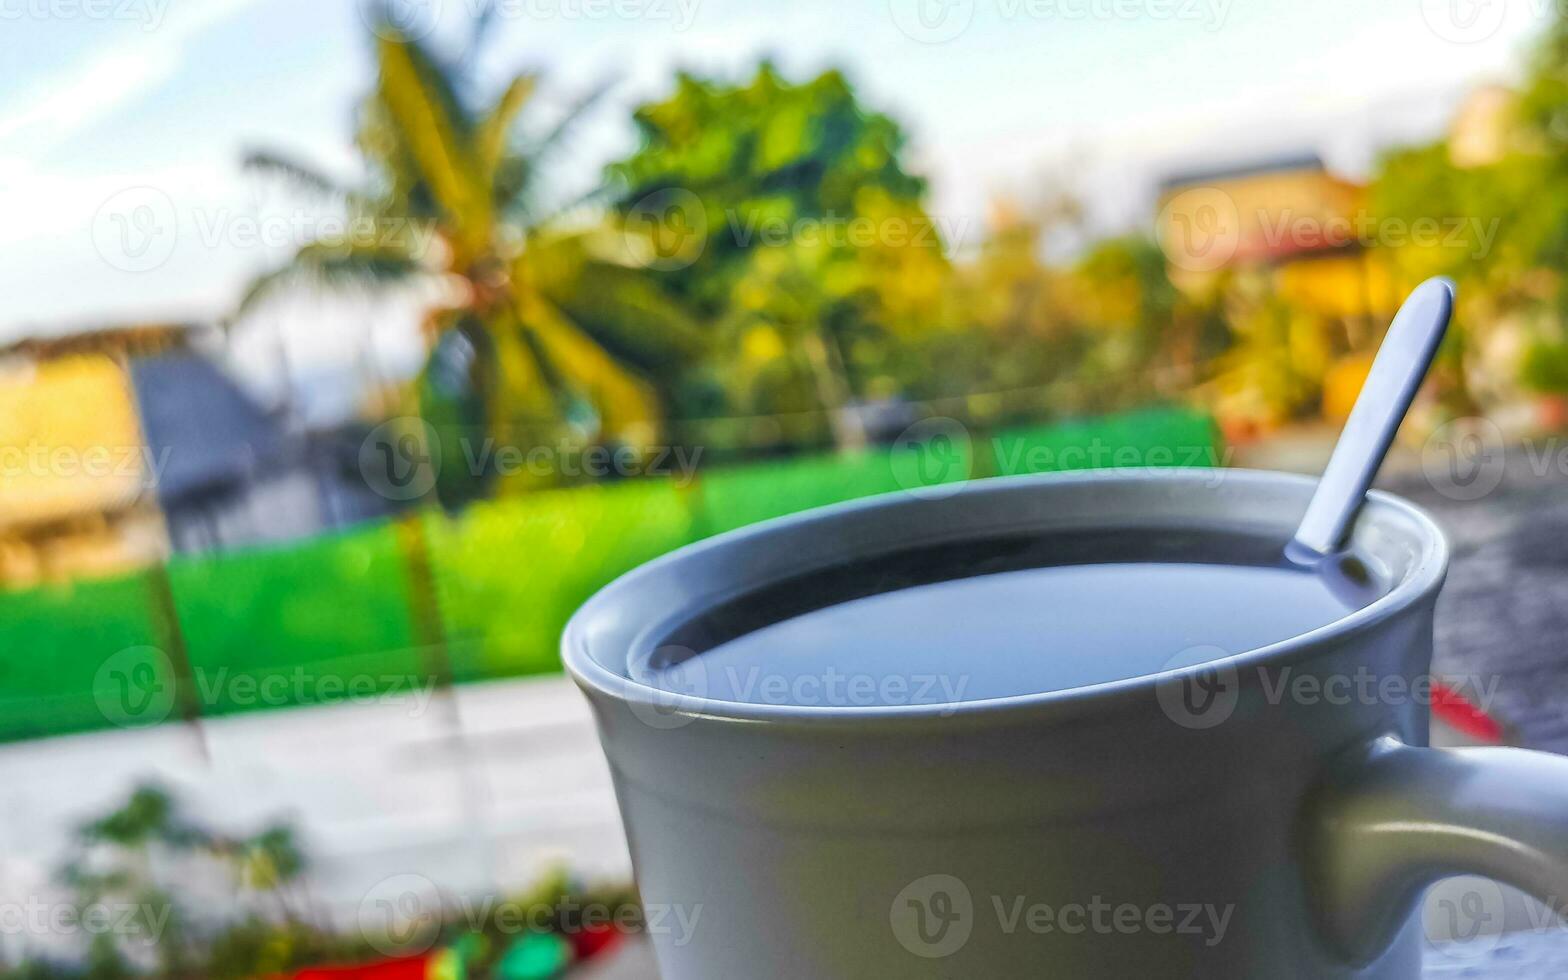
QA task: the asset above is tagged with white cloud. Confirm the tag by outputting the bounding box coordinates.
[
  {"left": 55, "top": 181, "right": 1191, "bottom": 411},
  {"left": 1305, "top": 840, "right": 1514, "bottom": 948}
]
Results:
[{"left": 0, "top": 0, "right": 265, "bottom": 156}]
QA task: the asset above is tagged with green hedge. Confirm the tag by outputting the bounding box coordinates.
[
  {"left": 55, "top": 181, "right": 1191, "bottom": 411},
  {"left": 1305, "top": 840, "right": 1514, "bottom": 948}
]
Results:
[
  {"left": 170, "top": 524, "right": 420, "bottom": 717},
  {"left": 0, "top": 408, "right": 1219, "bottom": 741},
  {"left": 427, "top": 480, "right": 694, "bottom": 682},
  {"left": 989, "top": 408, "right": 1223, "bottom": 477},
  {"left": 693, "top": 436, "right": 975, "bottom": 536},
  {"left": 0, "top": 574, "right": 163, "bottom": 741}
]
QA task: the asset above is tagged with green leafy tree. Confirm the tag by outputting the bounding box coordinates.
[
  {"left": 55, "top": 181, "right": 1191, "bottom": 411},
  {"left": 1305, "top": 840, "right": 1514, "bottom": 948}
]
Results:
[
  {"left": 607, "top": 64, "right": 949, "bottom": 449},
  {"left": 1362, "top": 3, "right": 1568, "bottom": 417}
]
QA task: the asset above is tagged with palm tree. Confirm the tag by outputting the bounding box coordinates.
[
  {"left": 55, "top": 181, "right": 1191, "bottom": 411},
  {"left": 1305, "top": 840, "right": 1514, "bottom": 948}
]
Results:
[{"left": 241, "top": 3, "right": 703, "bottom": 500}]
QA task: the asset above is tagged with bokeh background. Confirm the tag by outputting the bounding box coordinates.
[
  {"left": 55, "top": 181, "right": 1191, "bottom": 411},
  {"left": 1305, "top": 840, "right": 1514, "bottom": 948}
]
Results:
[{"left": 5, "top": 0, "right": 1568, "bottom": 976}]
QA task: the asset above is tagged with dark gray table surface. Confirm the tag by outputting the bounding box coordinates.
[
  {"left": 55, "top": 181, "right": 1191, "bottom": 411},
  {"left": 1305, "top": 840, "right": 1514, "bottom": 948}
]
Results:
[{"left": 1382, "top": 456, "right": 1568, "bottom": 754}]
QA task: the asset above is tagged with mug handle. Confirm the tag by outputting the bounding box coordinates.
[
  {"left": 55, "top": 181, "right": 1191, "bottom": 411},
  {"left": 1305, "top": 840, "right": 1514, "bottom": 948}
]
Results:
[{"left": 1305, "top": 735, "right": 1568, "bottom": 963}]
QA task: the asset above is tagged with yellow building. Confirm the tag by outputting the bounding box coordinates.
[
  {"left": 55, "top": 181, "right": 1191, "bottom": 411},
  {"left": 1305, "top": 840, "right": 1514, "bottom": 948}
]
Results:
[
  {"left": 1156, "top": 153, "right": 1395, "bottom": 316},
  {"left": 1156, "top": 155, "right": 1410, "bottom": 429},
  {"left": 0, "top": 326, "right": 187, "bottom": 588},
  {"left": 1449, "top": 84, "right": 1518, "bottom": 169}
]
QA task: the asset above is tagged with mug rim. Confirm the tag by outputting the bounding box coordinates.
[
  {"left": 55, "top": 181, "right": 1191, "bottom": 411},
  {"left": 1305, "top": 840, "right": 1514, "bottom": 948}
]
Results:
[{"left": 562, "top": 468, "right": 1450, "bottom": 724}]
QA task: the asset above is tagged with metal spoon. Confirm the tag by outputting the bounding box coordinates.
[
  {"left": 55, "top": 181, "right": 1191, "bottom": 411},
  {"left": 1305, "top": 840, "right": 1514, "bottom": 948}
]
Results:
[{"left": 1287, "top": 276, "right": 1455, "bottom": 564}]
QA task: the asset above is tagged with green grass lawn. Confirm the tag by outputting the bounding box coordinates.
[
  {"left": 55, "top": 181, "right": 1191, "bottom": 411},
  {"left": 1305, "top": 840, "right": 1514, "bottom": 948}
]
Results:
[{"left": 0, "top": 407, "right": 1219, "bottom": 741}]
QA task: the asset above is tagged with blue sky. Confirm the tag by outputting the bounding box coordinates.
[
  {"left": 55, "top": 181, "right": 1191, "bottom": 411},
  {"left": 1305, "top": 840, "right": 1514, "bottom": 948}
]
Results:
[{"left": 0, "top": 0, "right": 1550, "bottom": 403}]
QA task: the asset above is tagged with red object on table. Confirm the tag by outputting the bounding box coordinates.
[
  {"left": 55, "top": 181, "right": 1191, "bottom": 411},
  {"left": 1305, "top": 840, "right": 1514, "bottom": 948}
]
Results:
[
  {"left": 1432, "top": 681, "right": 1506, "bottom": 744},
  {"left": 293, "top": 953, "right": 435, "bottom": 979},
  {"left": 569, "top": 923, "right": 624, "bottom": 962}
]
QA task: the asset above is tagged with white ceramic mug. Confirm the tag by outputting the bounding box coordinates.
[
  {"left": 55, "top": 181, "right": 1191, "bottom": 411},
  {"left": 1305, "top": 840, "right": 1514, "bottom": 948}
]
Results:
[{"left": 564, "top": 470, "right": 1568, "bottom": 978}]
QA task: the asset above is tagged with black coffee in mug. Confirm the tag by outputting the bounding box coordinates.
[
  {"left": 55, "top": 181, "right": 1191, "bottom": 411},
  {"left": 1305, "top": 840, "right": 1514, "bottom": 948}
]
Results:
[{"left": 639, "top": 528, "right": 1388, "bottom": 707}]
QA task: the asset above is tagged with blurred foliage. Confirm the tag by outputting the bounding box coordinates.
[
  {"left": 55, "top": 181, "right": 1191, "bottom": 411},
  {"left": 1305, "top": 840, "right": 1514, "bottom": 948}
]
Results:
[
  {"left": 0, "top": 787, "right": 637, "bottom": 980},
  {"left": 231, "top": 1, "right": 1568, "bottom": 509},
  {"left": 35, "top": 785, "right": 332, "bottom": 980},
  {"left": 241, "top": 1, "right": 701, "bottom": 505},
  {"left": 424, "top": 479, "right": 694, "bottom": 679},
  {"left": 1521, "top": 336, "right": 1568, "bottom": 394},
  {"left": 1361, "top": 1, "right": 1568, "bottom": 421},
  {"left": 606, "top": 64, "right": 950, "bottom": 450},
  {"left": 912, "top": 210, "right": 1231, "bottom": 430}
]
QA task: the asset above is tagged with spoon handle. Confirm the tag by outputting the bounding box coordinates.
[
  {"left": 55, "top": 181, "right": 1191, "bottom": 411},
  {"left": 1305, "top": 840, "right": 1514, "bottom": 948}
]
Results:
[{"left": 1289, "top": 277, "right": 1455, "bottom": 561}]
